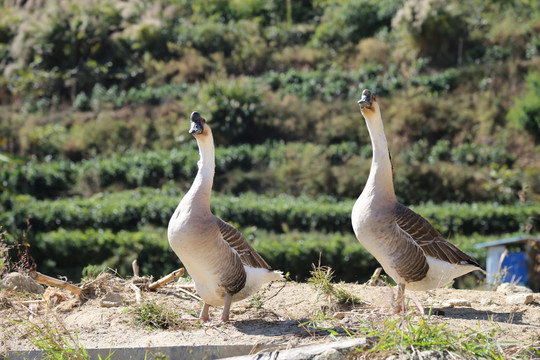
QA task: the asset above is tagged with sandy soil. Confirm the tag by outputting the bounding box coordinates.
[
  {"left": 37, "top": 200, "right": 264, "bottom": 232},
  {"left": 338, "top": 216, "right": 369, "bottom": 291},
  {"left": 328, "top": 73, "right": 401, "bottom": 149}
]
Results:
[{"left": 1, "top": 273, "right": 539, "bottom": 357}]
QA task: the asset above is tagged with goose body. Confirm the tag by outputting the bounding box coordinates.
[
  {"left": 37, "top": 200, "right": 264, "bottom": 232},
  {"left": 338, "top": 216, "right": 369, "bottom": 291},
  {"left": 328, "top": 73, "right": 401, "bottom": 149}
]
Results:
[
  {"left": 351, "top": 90, "right": 483, "bottom": 308},
  {"left": 168, "top": 112, "right": 282, "bottom": 321}
]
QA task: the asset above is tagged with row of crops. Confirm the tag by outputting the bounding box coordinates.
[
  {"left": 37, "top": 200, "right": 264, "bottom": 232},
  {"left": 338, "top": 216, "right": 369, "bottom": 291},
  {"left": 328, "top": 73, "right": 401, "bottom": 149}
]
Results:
[
  {"left": 1, "top": 140, "right": 522, "bottom": 203},
  {"left": 3, "top": 181, "right": 538, "bottom": 282}
]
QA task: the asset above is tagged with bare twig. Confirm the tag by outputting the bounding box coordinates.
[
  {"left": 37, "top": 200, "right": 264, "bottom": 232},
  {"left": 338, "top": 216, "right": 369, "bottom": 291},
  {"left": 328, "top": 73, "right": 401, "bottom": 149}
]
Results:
[
  {"left": 148, "top": 268, "right": 185, "bottom": 291},
  {"left": 173, "top": 286, "right": 202, "bottom": 302},
  {"left": 29, "top": 271, "right": 82, "bottom": 296},
  {"left": 129, "top": 283, "right": 142, "bottom": 305},
  {"left": 174, "top": 283, "right": 196, "bottom": 289},
  {"left": 132, "top": 259, "right": 140, "bottom": 278},
  {"left": 366, "top": 267, "right": 382, "bottom": 286}
]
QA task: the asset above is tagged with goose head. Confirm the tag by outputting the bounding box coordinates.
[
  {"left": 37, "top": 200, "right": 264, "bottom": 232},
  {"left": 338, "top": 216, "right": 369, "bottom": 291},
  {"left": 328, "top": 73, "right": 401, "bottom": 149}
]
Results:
[
  {"left": 357, "top": 89, "right": 380, "bottom": 119},
  {"left": 189, "top": 111, "right": 211, "bottom": 137}
]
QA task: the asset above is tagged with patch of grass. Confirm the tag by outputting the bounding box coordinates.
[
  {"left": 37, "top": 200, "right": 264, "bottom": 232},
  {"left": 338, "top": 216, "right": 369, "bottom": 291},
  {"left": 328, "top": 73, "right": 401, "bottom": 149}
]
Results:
[
  {"left": 249, "top": 285, "right": 269, "bottom": 309},
  {"left": 16, "top": 314, "right": 113, "bottom": 360},
  {"left": 304, "top": 307, "right": 538, "bottom": 359},
  {"left": 0, "top": 227, "right": 10, "bottom": 275},
  {"left": 132, "top": 300, "right": 193, "bottom": 330},
  {"left": 308, "top": 264, "right": 362, "bottom": 305},
  {"left": 80, "top": 264, "right": 107, "bottom": 281}
]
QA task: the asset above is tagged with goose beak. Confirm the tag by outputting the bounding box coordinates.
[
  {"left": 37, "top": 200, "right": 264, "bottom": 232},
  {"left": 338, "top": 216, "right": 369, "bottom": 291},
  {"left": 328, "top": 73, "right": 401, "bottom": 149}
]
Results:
[
  {"left": 189, "top": 111, "right": 204, "bottom": 135},
  {"left": 358, "top": 89, "right": 373, "bottom": 110}
]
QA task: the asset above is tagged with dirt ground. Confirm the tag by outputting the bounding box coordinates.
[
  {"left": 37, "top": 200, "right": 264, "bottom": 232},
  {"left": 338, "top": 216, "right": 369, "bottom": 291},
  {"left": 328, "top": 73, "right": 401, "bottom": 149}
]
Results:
[{"left": 1, "top": 272, "right": 539, "bottom": 357}]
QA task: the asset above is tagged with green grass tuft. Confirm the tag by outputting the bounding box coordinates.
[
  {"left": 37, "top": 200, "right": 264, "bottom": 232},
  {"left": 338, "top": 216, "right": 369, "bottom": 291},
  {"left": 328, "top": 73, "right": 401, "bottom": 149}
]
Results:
[{"left": 132, "top": 300, "right": 193, "bottom": 330}]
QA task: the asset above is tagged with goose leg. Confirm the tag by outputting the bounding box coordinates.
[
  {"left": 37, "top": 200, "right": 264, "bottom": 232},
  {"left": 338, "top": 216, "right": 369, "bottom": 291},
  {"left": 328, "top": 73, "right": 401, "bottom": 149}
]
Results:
[
  {"left": 221, "top": 293, "right": 232, "bottom": 322},
  {"left": 199, "top": 302, "right": 210, "bottom": 322}
]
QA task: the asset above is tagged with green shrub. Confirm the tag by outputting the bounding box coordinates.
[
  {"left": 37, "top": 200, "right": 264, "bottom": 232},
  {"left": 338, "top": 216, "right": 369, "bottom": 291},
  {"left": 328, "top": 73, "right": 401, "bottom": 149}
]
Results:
[
  {"left": 27, "top": 228, "right": 174, "bottom": 281},
  {"left": 507, "top": 71, "right": 540, "bottom": 143},
  {"left": 312, "top": 0, "right": 401, "bottom": 48},
  {"left": 7, "top": 0, "right": 130, "bottom": 98},
  {"left": 4, "top": 186, "right": 538, "bottom": 237},
  {"left": 0, "top": 160, "right": 77, "bottom": 199},
  {"left": 182, "top": 77, "right": 267, "bottom": 144},
  {"left": 392, "top": 0, "right": 470, "bottom": 67},
  {"left": 15, "top": 226, "right": 501, "bottom": 283}
]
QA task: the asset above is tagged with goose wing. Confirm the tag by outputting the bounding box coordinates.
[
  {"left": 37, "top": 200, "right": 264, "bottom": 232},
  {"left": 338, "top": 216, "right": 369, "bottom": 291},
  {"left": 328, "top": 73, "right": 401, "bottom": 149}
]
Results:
[
  {"left": 216, "top": 217, "right": 272, "bottom": 270},
  {"left": 393, "top": 203, "right": 483, "bottom": 269}
]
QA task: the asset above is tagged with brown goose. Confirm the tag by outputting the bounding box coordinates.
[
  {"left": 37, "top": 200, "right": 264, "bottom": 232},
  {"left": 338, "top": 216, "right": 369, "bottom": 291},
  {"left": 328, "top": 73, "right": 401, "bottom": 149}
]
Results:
[
  {"left": 168, "top": 111, "right": 282, "bottom": 322},
  {"left": 351, "top": 90, "right": 483, "bottom": 311}
]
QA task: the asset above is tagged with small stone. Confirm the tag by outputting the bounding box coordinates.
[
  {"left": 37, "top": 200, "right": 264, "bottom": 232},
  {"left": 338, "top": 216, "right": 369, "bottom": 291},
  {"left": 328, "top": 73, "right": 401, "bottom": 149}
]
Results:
[
  {"left": 480, "top": 298, "right": 494, "bottom": 306},
  {"left": 444, "top": 298, "right": 471, "bottom": 307},
  {"left": 313, "top": 349, "right": 344, "bottom": 360},
  {"left": 332, "top": 312, "right": 353, "bottom": 320},
  {"left": 0, "top": 272, "right": 44, "bottom": 294},
  {"left": 496, "top": 283, "right": 533, "bottom": 294},
  {"left": 413, "top": 350, "right": 442, "bottom": 359},
  {"left": 506, "top": 293, "right": 534, "bottom": 305},
  {"left": 99, "top": 292, "right": 124, "bottom": 307}
]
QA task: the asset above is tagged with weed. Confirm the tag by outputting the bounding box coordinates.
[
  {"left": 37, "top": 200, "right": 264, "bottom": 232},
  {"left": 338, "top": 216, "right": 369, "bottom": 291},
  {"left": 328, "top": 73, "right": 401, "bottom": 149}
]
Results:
[
  {"left": 0, "top": 227, "right": 10, "bottom": 275},
  {"left": 132, "top": 300, "right": 193, "bottom": 330},
  {"left": 248, "top": 288, "right": 267, "bottom": 309},
  {"left": 81, "top": 265, "right": 107, "bottom": 281},
  {"left": 334, "top": 285, "right": 362, "bottom": 305},
  {"left": 249, "top": 277, "right": 289, "bottom": 309},
  {"left": 15, "top": 314, "right": 113, "bottom": 360},
  {"left": 303, "top": 305, "right": 536, "bottom": 359},
  {"left": 308, "top": 264, "right": 335, "bottom": 299},
  {"left": 308, "top": 263, "right": 362, "bottom": 305}
]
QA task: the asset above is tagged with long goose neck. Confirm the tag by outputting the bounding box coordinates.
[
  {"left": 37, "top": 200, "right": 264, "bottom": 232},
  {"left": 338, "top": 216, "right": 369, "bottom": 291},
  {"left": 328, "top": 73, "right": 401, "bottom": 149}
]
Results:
[
  {"left": 364, "top": 110, "right": 396, "bottom": 203},
  {"left": 187, "top": 130, "right": 215, "bottom": 210}
]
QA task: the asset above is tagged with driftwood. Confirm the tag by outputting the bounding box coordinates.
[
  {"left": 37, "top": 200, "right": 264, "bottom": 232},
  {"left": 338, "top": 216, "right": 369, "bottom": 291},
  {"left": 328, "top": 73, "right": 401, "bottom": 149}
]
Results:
[
  {"left": 173, "top": 285, "right": 202, "bottom": 302},
  {"left": 132, "top": 259, "right": 140, "bottom": 277},
  {"left": 366, "top": 267, "right": 382, "bottom": 286},
  {"left": 29, "top": 271, "right": 83, "bottom": 296},
  {"left": 147, "top": 268, "right": 185, "bottom": 291},
  {"left": 129, "top": 283, "right": 142, "bottom": 305}
]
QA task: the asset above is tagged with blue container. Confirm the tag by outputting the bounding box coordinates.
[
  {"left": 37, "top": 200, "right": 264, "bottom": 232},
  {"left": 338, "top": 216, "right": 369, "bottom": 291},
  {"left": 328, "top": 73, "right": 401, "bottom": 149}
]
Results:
[{"left": 502, "top": 252, "right": 529, "bottom": 285}]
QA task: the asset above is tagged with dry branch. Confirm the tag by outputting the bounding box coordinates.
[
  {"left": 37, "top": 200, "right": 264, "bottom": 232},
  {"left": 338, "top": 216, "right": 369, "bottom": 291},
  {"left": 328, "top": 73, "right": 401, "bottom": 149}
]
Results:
[
  {"left": 129, "top": 283, "right": 142, "bottom": 305},
  {"left": 366, "top": 267, "right": 382, "bottom": 286},
  {"left": 29, "top": 271, "right": 83, "bottom": 296},
  {"left": 147, "top": 268, "right": 185, "bottom": 291},
  {"left": 132, "top": 259, "right": 140, "bottom": 277},
  {"left": 174, "top": 286, "right": 202, "bottom": 302}
]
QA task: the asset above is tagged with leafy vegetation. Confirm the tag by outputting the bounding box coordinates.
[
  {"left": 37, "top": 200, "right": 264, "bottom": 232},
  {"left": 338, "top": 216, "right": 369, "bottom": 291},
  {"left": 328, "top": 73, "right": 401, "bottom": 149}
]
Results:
[
  {"left": 132, "top": 301, "right": 192, "bottom": 330},
  {"left": 3, "top": 186, "right": 537, "bottom": 236},
  {"left": 15, "top": 316, "right": 112, "bottom": 360}
]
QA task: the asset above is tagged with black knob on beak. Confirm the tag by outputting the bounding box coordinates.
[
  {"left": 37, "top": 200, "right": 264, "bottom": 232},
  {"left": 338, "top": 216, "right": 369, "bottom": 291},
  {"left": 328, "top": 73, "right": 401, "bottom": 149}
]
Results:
[{"left": 358, "top": 89, "right": 373, "bottom": 109}]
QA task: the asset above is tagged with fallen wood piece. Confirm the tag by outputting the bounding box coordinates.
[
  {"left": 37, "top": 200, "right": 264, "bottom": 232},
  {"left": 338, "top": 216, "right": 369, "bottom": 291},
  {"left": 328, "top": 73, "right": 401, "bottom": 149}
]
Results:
[
  {"left": 29, "top": 271, "right": 82, "bottom": 296},
  {"left": 172, "top": 283, "right": 196, "bottom": 289},
  {"left": 366, "top": 267, "right": 382, "bottom": 286},
  {"left": 129, "top": 283, "right": 142, "bottom": 305},
  {"left": 175, "top": 286, "right": 202, "bottom": 302},
  {"left": 147, "top": 268, "right": 185, "bottom": 291},
  {"left": 132, "top": 259, "right": 140, "bottom": 277}
]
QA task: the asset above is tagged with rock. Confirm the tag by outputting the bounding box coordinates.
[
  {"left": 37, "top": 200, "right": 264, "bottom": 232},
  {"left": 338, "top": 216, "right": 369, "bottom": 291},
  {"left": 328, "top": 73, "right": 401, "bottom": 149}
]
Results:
[
  {"left": 444, "top": 298, "right": 471, "bottom": 307},
  {"left": 222, "top": 337, "right": 368, "bottom": 360},
  {"left": 496, "top": 283, "right": 533, "bottom": 294},
  {"left": 414, "top": 350, "right": 443, "bottom": 359},
  {"left": 313, "top": 349, "right": 343, "bottom": 360},
  {"left": 99, "top": 292, "right": 124, "bottom": 307},
  {"left": 0, "top": 272, "right": 44, "bottom": 294},
  {"left": 480, "top": 298, "right": 494, "bottom": 306},
  {"left": 506, "top": 293, "right": 534, "bottom": 305},
  {"left": 332, "top": 312, "right": 353, "bottom": 320}
]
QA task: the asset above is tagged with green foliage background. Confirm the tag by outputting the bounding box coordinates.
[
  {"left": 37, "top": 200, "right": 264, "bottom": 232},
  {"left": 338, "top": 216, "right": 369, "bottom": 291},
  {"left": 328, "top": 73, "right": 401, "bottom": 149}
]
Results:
[{"left": 1, "top": 0, "right": 539, "bottom": 283}]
